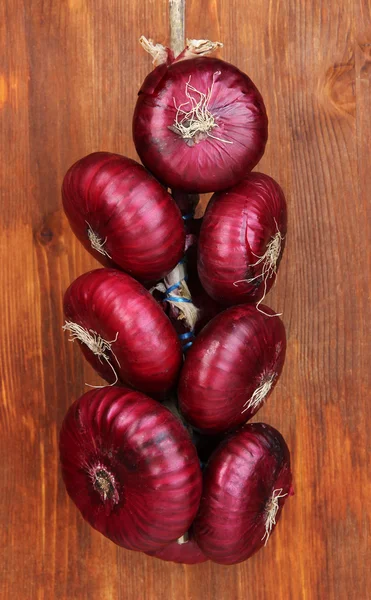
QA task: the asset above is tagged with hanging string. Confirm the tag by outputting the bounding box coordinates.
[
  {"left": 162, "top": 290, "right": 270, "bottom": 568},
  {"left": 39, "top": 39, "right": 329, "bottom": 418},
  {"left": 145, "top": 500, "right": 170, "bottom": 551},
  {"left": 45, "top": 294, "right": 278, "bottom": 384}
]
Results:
[{"left": 161, "top": 266, "right": 196, "bottom": 350}]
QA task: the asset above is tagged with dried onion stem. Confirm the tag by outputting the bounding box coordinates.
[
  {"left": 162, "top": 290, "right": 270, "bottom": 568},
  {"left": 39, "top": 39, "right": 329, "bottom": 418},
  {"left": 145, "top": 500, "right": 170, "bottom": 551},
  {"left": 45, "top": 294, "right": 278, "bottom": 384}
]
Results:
[
  {"left": 139, "top": 36, "right": 169, "bottom": 66},
  {"left": 151, "top": 262, "right": 199, "bottom": 330},
  {"left": 176, "top": 532, "right": 189, "bottom": 545}
]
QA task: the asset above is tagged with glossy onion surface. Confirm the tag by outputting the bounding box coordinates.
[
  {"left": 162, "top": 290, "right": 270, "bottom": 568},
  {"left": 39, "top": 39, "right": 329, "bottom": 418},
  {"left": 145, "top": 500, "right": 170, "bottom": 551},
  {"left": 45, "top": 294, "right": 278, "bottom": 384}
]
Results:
[
  {"left": 178, "top": 305, "right": 286, "bottom": 433},
  {"left": 62, "top": 152, "right": 185, "bottom": 281},
  {"left": 194, "top": 423, "right": 292, "bottom": 564},
  {"left": 63, "top": 268, "right": 182, "bottom": 396},
  {"left": 133, "top": 58, "right": 268, "bottom": 193},
  {"left": 60, "top": 387, "right": 202, "bottom": 552},
  {"left": 198, "top": 173, "right": 287, "bottom": 305}
]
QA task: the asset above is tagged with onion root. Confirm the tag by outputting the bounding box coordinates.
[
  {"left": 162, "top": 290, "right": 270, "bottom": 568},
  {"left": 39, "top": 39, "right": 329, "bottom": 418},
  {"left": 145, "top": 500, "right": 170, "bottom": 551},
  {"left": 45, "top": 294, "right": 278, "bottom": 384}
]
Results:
[
  {"left": 241, "top": 373, "right": 276, "bottom": 414},
  {"left": 62, "top": 321, "right": 120, "bottom": 386},
  {"left": 262, "top": 488, "right": 288, "bottom": 545},
  {"left": 86, "top": 222, "right": 111, "bottom": 259},
  {"left": 234, "top": 224, "right": 284, "bottom": 316},
  {"left": 170, "top": 74, "right": 232, "bottom": 146}
]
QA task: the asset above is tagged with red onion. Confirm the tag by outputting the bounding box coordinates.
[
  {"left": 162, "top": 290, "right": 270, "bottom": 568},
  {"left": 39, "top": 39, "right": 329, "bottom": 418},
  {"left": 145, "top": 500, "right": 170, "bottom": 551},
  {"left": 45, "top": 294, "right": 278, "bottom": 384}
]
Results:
[
  {"left": 178, "top": 304, "right": 286, "bottom": 433},
  {"left": 63, "top": 268, "right": 182, "bottom": 396},
  {"left": 198, "top": 173, "right": 287, "bottom": 307},
  {"left": 185, "top": 242, "right": 224, "bottom": 334},
  {"left": 193, "top": 423, "right": 293, "bottom": 564},
  {"left": 146, "top": 531, "right": 207, "bottom": 564},
  {"left": 133, "top": 57, "right": 268, "bottom": 192},
  {"left": 62, "top": 152, "right": 185, "bottom": 281},
  {"left": 59, "top": 387, "right": 202, "bottom": 552}
]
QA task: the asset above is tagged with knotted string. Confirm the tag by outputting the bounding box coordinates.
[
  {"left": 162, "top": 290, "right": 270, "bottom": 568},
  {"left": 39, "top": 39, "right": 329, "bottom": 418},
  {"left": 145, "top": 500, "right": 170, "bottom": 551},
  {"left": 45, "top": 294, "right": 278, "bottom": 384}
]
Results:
[{"left": 162, "top": 263, "right": 195, "bottom": 351}]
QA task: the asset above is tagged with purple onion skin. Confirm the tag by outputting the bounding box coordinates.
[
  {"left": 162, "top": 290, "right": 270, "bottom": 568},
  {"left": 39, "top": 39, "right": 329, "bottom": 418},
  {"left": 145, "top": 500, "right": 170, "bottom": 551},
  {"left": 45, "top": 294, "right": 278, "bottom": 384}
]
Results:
[
  {"left": 146, "top": 531, "right": 207, "bottom": 564},
  {"left": 178, "top": 305, "right": 286, "bottom": 434},
  {"left": 62, "top": 152, "right": 185, "bottom": 282},
  {"left": 194, "top": 423, "right": 293, "bottom": 565},
  {"left": 133, "top": 58, "right": 268, "bottom": 193},
  {"left": 63, "top": 268, "right": 182, "bottom": 397},
  {"left": 198, "top": 173, "right": 287, "bottom": 305},
  {"left": 59, "top": 387, "right": 202, "bottom": 552},
  {"left": 186, "top": 243, "right": 224, "bottom": 334}
]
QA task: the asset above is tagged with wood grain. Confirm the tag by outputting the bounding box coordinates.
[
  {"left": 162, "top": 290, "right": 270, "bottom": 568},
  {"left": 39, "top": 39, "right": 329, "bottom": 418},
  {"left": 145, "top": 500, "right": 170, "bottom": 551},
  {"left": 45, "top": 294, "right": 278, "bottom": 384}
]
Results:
[{"left": 0, "top": 0, "right": 369, "bottom": 598}]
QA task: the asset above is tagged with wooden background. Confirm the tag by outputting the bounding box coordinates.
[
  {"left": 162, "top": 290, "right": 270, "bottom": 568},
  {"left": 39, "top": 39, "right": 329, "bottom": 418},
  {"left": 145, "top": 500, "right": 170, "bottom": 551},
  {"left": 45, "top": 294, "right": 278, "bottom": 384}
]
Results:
[{"left": 0, "top": 0, "right": 369, "bottom": 598}]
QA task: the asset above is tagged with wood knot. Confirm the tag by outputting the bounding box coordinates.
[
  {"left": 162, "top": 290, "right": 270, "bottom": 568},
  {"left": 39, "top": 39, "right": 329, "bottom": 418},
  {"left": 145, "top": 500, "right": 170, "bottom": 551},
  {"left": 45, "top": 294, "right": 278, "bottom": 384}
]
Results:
[
  {"left": 38, "top": 227, "right": 54, "bottom": 245},
  {"left": 358, "top": 42, "right": 371, "bottom": 78},
  {"left": 323, "top": 61, "right": 355, "bottom": 116},
  {"left": 358, "top": 42, "right": 371, "bottom": 60},
  {"left": 35, "top": 210, "right": 65, "bottom": 251}
]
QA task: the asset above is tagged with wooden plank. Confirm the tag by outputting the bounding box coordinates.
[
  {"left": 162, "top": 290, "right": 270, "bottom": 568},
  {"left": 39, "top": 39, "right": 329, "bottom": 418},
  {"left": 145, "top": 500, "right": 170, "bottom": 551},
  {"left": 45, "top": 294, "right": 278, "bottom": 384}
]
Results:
[
  {"left": 186, "top": 0, "right": 370, "bottom": 598},
  {"left": 0, "top": 0, "right": 369, "bottom": 598}
]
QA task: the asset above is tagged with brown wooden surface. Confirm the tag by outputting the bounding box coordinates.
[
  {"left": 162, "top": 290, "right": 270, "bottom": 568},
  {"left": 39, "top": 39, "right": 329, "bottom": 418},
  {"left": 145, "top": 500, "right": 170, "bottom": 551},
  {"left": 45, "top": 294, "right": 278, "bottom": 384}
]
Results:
[{"left": 0, "top": 0, "right": 369, "bottom": 598}]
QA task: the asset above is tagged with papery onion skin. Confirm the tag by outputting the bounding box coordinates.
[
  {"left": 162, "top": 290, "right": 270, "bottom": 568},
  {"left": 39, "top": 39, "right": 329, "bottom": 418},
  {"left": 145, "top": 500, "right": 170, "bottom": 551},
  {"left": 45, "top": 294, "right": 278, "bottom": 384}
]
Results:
[
  {"left": 178, "top": 304, "right": 286, "bottom": 433},
  {"left": 63, "top": 268, "right": 182, "bottom": 396},
  {"left": 59, "top": 387, "right": 202, "bottom": 552},
  {"left": 193, "top": 423, "right": 293, "bottom": 565},
  {"left": 146, "top": 531, "right": 207, "bottom": 564},
  {"left": 157, "top": 240, "right": 224, "bottom": 339},
  {"left": 133, "top": 58, "right": 268, "bottom": 193},
  {"left": 62, "top": 152, "right": 185, "bottom": 281},
  {"left": 198, "top": 173, "right": 287, "bottom": 305}
]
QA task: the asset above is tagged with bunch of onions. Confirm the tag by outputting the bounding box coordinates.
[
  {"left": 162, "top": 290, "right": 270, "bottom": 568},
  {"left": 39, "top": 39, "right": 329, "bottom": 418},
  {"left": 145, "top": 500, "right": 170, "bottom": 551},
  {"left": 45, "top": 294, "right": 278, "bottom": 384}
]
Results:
[{"left": 58, "top": 35, "right": 293, "bottom": 567}]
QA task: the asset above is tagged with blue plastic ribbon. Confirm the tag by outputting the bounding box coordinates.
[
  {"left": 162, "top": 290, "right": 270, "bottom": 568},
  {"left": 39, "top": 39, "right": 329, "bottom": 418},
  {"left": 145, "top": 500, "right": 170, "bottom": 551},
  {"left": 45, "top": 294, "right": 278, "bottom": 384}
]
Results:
[
  {"left": 178, "top": 332, "right": 194, "bottom": 341},
  {"left": 182, "top": 341, "right": 194, "bottom": 351},
  {"left": 182, "top": 213, "right": 193, "bottom": 221},
  {"left": 166, "top": 296, "right": 192, "bottom": 303},
  {"left": 161, "top": 254, "right": 195, "bottom": 352},
  {"left": 164, "top": 275, "right": 189, "bottom": 299},
  {"left": 179, "top": 331, "right": 195, "bottom": 351}
]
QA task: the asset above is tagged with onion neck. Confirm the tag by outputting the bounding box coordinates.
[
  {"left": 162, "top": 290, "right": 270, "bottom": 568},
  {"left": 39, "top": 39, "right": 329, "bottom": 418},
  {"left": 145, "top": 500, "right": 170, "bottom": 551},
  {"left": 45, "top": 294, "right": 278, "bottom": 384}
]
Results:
[
  {"left": 177, "top": 531, "right": 189, "bottom": 545},
  {"left": 171, "top": 190, "right": 199, "bottom": 216},
  {"left": 174, "top": 39, "right": 223, "bottom": 62}
]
